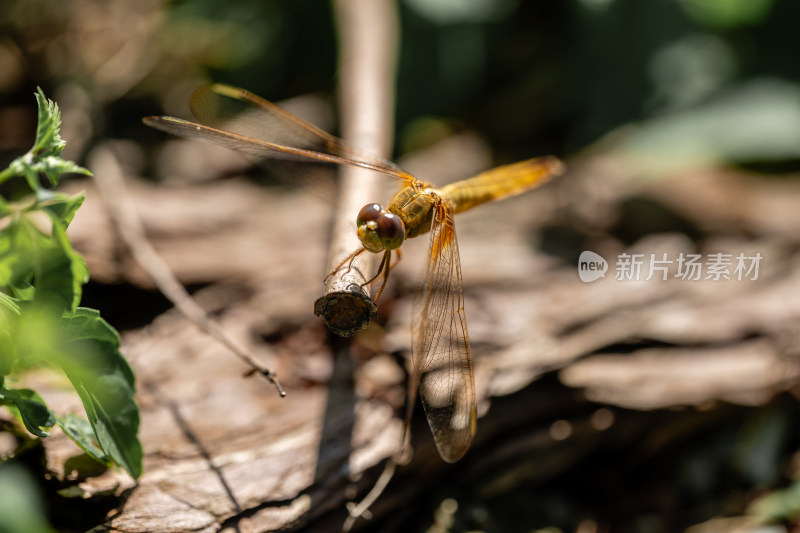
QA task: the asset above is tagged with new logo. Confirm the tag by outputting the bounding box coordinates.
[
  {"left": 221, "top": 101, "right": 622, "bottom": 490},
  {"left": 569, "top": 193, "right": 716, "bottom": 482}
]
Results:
[{"left": 578, "top": 251, "right": 608, "bottom": 282}]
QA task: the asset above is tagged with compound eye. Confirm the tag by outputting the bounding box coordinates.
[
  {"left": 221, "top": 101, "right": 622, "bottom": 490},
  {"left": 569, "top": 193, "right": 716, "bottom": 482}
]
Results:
[
  {"left": 377, "top": 213, "right": 405, "bottom": 250},
  {"left": 357, "top": 203, "right": 383, "bottom": 227}
]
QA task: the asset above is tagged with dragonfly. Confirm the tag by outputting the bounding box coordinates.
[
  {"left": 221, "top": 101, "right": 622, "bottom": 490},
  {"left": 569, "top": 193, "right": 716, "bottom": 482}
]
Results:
[{"left": 143, "top": 84, "right": 564, "bottom": 463}]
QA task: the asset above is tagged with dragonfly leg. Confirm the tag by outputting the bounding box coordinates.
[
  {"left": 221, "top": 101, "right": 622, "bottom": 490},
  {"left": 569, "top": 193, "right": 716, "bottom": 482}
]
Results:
[
  {"left": 358, "top": 250, "right": 392, "bottom": 303},
  {"left": 387, "top": 248, "right": 402, "bottom": 272},
  {"left": 370, "top": 249, "right": 401, "bottom": 303},
  {"left": 371, "top": 251, "right": 393, "bottom": 303},
  {"left": 326, "top": 247, "right": 393, "bottom": 303},
  {"left": 324, "top": 247, "right": 366, "bottom": 284},
  {"left": 360, "top": 250, "right": 389, "bottom": 286}
]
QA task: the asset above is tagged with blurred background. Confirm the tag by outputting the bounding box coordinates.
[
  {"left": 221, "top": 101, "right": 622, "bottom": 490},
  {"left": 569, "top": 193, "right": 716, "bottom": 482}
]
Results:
[
  {"left": 3, "top": 0, "right": 797, "bottom": 179},
  {"left": 3, "top": 0, "right": 800, "bottom": 532}
]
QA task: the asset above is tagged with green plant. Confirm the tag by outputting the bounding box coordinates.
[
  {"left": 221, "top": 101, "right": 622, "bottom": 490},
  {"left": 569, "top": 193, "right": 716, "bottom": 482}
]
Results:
[{"left": 0, "top": 88, "right": 142, "bottom": 479}]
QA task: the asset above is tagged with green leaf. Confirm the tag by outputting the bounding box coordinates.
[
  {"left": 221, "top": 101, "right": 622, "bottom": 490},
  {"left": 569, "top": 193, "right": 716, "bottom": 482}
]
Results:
[
  {"left": 0, "top": 155, "right": 91, "bottom": 190},
  {"left": 0, "top": 217, "right": 47, "bottom": 296},
  {"left": 56, "top": 308, "right": 142, "bottom": 479},
  {"left": 32, "top": 227, "right": 79, "bottom": 312},
  {"left": 0, "top": 292, "right": 21, "bottom": 316},
  {"left": 24, "top": 165, "right": 42, "bottom": 192},
  {"left": 40, "top": 157, "right": 92, "bottom": 188},
  {"left": 0, "top": 215, "right": 87, "bottom": 313},
  {"left": 0, "top": 87, "right": 141, "bottom": 480},
  {"left": 35, "top": 189, "right": 85, "bottom": 227},
  {"left": 0, "top": 88, "right": 91, "bottom": 189},
  {"left": 0, "top": 304, "right": 142, "bottom": 478},
  {"left": 0, "top": 296, "right": 21, "bottom": 375},
  {"left": 0, "top": 463, "right": 56, "bottom": 533},
  {"left": 0, "top": 326, "right": 14, "bottom": 375},
  {"left": 9, "top": 280, "right": 35, "bottom": 302},
  {"left": 3, "top": 302, "right": 59, "bottom": 371},
  {"left": 31, "top": 87, "right": 92, "bottom": 186},
  {"left": 0, "top": 387, "right": 56, "bottom": 438},
  {"left": 56, "top": 412, "right": 110, "bottom": 467},
  {"left": 32, "top": 88, "right": 65, "bottom": 159},
  {"left": 0, "top": 220, "right": 30, "bottom": 289},
  {"left": 44, "top": 218, "right": 89, "bottom": 312}
]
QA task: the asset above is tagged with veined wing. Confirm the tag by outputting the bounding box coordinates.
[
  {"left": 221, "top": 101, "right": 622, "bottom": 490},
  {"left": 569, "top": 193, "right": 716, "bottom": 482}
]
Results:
[
  {"left": 409, "top": 200, "right": 476, "bottom": 463},
  {"left": 143, "top": 84, "right": 415, "bottom": 183}
]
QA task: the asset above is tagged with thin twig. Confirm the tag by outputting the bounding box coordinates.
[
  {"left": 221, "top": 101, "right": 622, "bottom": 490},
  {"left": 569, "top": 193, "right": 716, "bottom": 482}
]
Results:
[
  {"left": 88, "top": 146, "right": 286, "bottom": 397},
  {"left": 314, "top": 0, "right": 399, "bottom": 337},
  {"left": 342, "top": 458, "right": 398, "bottom": 532},
  {"left": 324, "top": 0, "right": 401, "bottom": 528}
]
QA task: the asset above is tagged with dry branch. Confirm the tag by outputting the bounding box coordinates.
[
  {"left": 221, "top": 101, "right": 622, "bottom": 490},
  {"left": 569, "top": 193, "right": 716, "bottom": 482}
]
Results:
[
  {"left": 88, "top": 146, "right": 285, "bottom": 396},
  {"left": 314, "top": 0, "right": 399, "bottom": 337}
]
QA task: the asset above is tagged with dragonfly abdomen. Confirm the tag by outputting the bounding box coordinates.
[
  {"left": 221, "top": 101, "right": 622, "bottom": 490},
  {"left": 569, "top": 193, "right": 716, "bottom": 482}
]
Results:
[{"left": 439, "top": 156, "right": 563, "bottom": 214}]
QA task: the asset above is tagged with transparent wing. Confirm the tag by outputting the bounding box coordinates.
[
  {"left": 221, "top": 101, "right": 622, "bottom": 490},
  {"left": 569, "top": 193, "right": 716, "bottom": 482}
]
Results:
[
  {"left": 410, "top": 200, "right": 476, "bottom": 463},
  {"left": 143, "top": 84, "right": 415, "bottom": 183}
]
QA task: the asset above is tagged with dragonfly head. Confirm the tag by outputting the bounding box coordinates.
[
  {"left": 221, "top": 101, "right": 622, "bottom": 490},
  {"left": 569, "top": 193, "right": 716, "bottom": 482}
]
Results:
[{"left": 356, "top": 203, "right": 405, "bottom": 253}]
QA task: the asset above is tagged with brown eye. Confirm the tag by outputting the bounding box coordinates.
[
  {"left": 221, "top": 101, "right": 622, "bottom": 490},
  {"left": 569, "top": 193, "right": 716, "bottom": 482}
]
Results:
[
  {"left": 357, "top": 203, "right": 383, "bottom": 227},
  {"left": 377, "top": 213, "right": 405, "bottom": 250}
]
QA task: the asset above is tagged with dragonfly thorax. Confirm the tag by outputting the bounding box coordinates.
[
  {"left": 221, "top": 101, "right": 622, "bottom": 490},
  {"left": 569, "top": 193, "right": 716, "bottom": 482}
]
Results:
[{"left": 356, "top": 203, "right": 406, "bottom": 253}]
